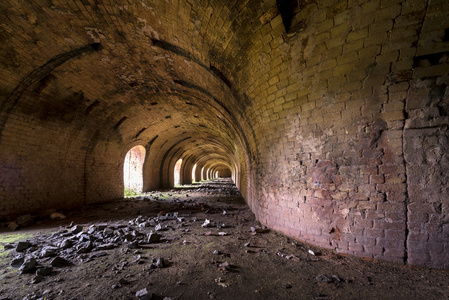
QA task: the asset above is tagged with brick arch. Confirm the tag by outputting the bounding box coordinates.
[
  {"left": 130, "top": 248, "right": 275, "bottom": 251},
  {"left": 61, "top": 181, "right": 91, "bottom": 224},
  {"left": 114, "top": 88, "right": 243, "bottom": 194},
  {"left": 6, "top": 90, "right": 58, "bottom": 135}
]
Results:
[{"left": 123, "top": 145, "right": 146, "bottom": 193}]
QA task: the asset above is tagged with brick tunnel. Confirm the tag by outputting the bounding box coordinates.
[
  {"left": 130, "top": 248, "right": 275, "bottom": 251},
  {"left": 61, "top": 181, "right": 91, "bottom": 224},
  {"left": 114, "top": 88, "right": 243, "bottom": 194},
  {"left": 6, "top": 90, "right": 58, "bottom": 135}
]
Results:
[{"left": 0, "top": 0, "right": 448, "bottom": 272}]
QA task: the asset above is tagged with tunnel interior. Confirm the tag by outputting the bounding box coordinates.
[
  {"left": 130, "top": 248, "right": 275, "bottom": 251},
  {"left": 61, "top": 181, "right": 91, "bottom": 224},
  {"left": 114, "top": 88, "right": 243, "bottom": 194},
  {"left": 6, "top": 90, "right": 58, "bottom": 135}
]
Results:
[{"left": 0, "top": 0, "right": 449, "bottom": 271}]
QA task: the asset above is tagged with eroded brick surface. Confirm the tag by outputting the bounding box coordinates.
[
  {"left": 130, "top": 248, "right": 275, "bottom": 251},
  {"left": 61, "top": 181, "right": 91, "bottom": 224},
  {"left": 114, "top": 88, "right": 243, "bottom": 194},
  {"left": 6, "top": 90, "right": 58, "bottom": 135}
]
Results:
[{"left": 0, "top": 0, "right": 448, "bottom": 268}]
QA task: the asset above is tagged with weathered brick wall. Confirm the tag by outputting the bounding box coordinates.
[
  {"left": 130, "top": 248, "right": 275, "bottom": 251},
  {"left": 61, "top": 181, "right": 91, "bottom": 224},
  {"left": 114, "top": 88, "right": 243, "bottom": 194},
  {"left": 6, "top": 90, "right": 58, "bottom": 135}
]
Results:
[
  {"left": 238, "top": 0, "right": 448, "bottom": 268},
  {"left": 0, "top": 0, "right": 447, "bottom": 268}
]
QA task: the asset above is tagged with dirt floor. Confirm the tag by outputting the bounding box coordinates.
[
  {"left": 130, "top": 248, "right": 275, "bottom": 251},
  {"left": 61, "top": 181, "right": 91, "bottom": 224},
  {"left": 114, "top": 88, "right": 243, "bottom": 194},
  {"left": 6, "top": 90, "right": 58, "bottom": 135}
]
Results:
[{"left": 1, "top": 178, "right": 448, "bottom": 300}]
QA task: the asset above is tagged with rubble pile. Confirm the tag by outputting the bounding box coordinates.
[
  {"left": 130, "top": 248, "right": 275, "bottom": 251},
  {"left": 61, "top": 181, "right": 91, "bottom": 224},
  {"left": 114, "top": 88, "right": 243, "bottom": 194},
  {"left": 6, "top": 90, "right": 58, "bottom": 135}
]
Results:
[{"left": 4, "top": 212, "right": 202, "bottom": 284}]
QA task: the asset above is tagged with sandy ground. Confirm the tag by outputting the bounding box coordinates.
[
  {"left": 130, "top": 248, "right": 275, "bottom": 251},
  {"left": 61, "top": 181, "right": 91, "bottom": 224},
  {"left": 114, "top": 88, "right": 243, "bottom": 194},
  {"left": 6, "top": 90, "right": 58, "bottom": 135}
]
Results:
[{"left": 1, "top": 178, "right": 448, "bottom": 300}]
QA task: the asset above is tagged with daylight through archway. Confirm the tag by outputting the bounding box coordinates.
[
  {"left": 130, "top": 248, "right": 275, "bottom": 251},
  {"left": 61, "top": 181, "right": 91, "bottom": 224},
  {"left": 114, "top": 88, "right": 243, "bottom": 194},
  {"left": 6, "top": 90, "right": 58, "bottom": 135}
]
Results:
[{"left": 123, "top": 145, "right": 145, "bottom": 195}]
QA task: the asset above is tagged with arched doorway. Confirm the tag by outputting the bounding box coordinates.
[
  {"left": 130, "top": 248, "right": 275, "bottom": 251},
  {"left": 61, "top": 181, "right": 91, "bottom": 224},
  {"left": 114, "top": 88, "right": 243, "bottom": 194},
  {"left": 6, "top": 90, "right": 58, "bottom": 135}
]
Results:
[
  {"left": 174, "top": 158, "right": 182, "bottom": 186},
  {"left": 192, "top": 163, "right": 197, "bottom": 183},
  {"left": 124, "top": 145, "right": 145, "bottom": 195}
]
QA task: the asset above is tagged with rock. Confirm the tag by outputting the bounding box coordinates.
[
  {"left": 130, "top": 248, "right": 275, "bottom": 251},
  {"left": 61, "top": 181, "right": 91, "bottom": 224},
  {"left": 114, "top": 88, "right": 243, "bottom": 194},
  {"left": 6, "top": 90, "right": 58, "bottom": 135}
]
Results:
[
  {"left": 19, "top": 258, "right": 37, "bottom": 274},
  {"left": 202, "top": 219, "right": 213, "bottom": 228},
  {"left": 332, "top": 275, "right": 341, "bottom": 283},
  {"left": 40, "top": 247, "right": 58, "bottom": 258},
  {"left": 78, "top": 233, "right": 91, "bottom": 242},
  {"left": 218, "top": 232, "right": 228, "bottom": 236},
  {"left": 8, "top": 222, "right": 19, "bottom": 231},
  {"left": 96, "top": 243, "right": 116, "bottom": 250},
  {"left": 147, "top": 232, "right": 161, "bottom": 243},
  {"left": 87, "top": 225, "right": 97, "bottom": 234},
  {"left": 4, "top": 243, "right": 14, "bottom": 250},
  {"left": 90, "top": 252, "right": 108, "bottom": 259},
  {"left": 50, "top": 212, "right": 66, "bottom": 220},
  {"left": 36, "top": 267, "right": 53, "bottom": 276},
  {"left": 103, "top": 227, "right": 114, "bottom": 236},
  {"left": 155, "top": 257, "right": 166, "bottom": 268},
  {"left": 77, "top": 241, "right": 93, "bottom": 253},
  {"left": 139, "top": 222, "right": 150, "bottom": 228},
  {"left": 97, "top": 224, "right": 108, "bottom": 230},
  {"left": 308, "top": 250, "right": 316, "bottom": 256},
  {"left": 59, "top": 239, "right": 72, "bottom": 249},
  {"left": 50, "top": 256, "right": 71, "bottom": 267},
  {"left": 316, "top": 274, "right": 332, "bottom": 283},
  {"left": 213, "top": 250, "right": 219, "bottom": 255},
  {"left": 16, "top": 241, "right": 32, "bottom": 252},
  {"left": 136, "top": 288, "right": 153, "bottom": 300},
  {"left": 155, "top": 224, "right": 167, "bottom": 231},
  {"left": 10, "top": 255, "right": 25, "bottom": 268},
  {"left": 31, "top": 275, "right": 44, "bottom": 284},
  {"left": 218, "top": 261, "right": 230, "bottom": 271},
  {"left": 244, "top": 242, "right": 250, "bottom": 247},
  {"left": 71, "top": 225, "right": 83, "bottom": 234}
]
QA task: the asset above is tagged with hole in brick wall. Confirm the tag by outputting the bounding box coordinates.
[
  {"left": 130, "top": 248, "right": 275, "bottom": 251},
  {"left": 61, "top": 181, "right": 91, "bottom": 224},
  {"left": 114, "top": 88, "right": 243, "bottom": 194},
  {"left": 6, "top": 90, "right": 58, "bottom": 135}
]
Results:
[
  {"left": 165, "top": 116, "right": 171, "bottom": 119},
  {"left": 174, "top": 158, "right": 182, "bottom": 186},
  {"left": 413, "top": 51, "right": 449, "bottom": 67},
  {"left": 174, "top": 79, "right": 185, "bottom": 86},
  {"left": 276, "top": 0, "right": 298, "bottom": 33},
  {"left": 134, "top": 127, "right": 147, "bottom": 139},
  {"left": 124, "top": 145, "right": 145, "bottom": 195},
  {"left": 209, "top": 65, "right": 232, "bottom": 89},
  {"left": 148, "top": 135, "right": 158, "bottom": 146},
  {"left": 150, "top": 102, "right": 158, "bottom": 106},
  {"left": 114, "top": 116, "right": 128, "bottom": 130},
  {"left": 86, "top": 100, "right": 100, "bottom": 115},
  {"left": 89, "top": 43, "right": 102, "bottom": 51},
  {"left": 174, "top": 125, "right": 180, "bottom": 128}
]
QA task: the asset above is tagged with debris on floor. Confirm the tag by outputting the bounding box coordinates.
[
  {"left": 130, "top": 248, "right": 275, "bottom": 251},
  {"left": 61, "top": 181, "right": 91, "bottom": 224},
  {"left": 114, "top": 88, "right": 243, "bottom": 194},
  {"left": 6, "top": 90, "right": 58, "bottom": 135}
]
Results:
[{"left": 0, "top": 179, "right": 448, "bottom": 300}]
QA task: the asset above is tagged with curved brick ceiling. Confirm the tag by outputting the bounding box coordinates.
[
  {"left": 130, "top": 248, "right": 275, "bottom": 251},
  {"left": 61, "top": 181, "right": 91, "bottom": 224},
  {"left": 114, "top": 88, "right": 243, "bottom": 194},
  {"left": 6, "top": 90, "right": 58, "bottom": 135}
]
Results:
[{"left": 0, "top": 0, "right": 260, "bottom": 186}]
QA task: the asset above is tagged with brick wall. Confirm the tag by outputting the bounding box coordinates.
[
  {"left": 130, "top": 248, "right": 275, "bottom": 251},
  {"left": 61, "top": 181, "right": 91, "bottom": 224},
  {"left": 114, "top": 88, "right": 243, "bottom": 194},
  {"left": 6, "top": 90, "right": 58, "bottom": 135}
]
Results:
[
  {"left": 0, "top": 0, "right": 448, "bottom": 268},
  {"left": 239, "top": 0, "right": 448, "bottom": 268}
]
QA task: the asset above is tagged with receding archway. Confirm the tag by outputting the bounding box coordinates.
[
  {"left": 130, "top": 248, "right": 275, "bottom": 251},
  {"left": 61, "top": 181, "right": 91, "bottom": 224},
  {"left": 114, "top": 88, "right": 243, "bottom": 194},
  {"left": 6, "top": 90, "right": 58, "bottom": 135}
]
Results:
[
  {"left": 192, "top": 163, "right": 197, "bottom": 183},
  {"left": 174, "top": 158, "right": 182, "bottom": 186},
  {"left": 124, "top": 145, "right": 145, "bottom": 195}
]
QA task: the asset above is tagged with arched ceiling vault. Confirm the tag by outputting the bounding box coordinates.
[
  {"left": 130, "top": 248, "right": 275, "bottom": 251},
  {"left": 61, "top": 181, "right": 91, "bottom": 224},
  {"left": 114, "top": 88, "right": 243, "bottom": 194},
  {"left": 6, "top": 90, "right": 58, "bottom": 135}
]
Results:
[{"left": 0, "top": 0, "right": 265, "bottom": 182}]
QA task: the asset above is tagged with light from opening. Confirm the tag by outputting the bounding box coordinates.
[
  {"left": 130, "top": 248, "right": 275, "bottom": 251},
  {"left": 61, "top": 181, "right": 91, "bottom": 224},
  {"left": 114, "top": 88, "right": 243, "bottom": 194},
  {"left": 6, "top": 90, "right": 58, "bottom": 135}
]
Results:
[
  {"left": 124, "top": 145, "right": 145, "bottom": 194},
  {"left": 174, "top": 158, "right": 182, "bottom": 186},
  {"left": 192, "top": 163, "right": 197, "bottom": 182}
]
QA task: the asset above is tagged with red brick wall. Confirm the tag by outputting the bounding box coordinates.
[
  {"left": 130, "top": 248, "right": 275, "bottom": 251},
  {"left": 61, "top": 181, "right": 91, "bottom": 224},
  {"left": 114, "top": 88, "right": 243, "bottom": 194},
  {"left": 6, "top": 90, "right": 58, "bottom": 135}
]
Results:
[{"left": 0, "top": 0, "right": 447, "bottom": 268}]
